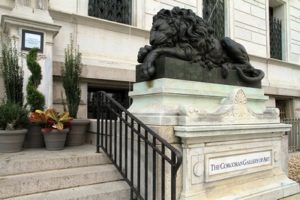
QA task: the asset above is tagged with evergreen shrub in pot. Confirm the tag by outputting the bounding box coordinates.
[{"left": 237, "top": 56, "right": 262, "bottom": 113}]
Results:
[
  {"left": 0, "top": 37, "right": 28, "bottom": 153},
  {"left": 0, "top": 102, "right": 29, "bottom": 153},
  {"left": 61, "top": 36, "right": 89, "bottom": 146},
  {"left": 1, "top": 37, "right": 23, "bottom": 105},
  {"left": 24, "top": 48, "right": 46, "bottom": 148}
]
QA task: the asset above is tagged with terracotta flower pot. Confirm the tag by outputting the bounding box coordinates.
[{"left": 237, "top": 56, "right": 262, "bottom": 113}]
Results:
[
  {"left": 42, "top": 129, "right": 69, "bottom": 151},
  {"left": 0, "top": 129, "right": 28, "bottom": 153},
  {"left": 66, "top": 119, "right": 90, "bottom": 146}
]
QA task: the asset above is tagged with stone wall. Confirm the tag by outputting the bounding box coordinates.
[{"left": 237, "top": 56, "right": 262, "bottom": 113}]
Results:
[
  {"left": 9, "top": 0, "right": 300, "bottom": 68},
  {"left": 232, "top": 0, "right": 268, "bottom": 57},
  {"left": 231, "top": 0, "right": 300, "bottom": 65},
  {"left": 289, "top": 0, "right": 300, "bottom": 64},
  {"left": 48, "top": 0, "right": 201, "bottom": 30},
  {"left": 293, "top": 98, "right": 300, "bottom": 118},
  {"left": 50, "top": 11, "right": 148, "bottom": 73},
  {"left": 249, "top": 55, "right": 300, "bottom": 93},
  {"left": 143, "top": 0, "right": 200, "bottom": 30}
]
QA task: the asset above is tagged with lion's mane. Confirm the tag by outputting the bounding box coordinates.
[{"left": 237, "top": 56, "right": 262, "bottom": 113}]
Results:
[{"left": 152, "top": 7, "right": 215, "bottom": 58}]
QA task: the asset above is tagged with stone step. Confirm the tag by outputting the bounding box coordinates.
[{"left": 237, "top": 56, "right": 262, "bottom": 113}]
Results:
[
  {"left": 0, "top": 145, "right": 110, "bottom": 176},
  {"left": 6, "top": 181, "right": 130, "bottom": 200},
  {"left": 0, "top": 164, "right": 122, "bottom": 199}
]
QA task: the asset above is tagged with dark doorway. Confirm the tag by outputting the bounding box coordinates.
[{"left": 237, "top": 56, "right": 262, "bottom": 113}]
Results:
[
  {"left": 88, "top": 87, "right": 131, "bottom": 119},
  {"left": 275, "top": 99, "right": 293, "bottom": 120}
]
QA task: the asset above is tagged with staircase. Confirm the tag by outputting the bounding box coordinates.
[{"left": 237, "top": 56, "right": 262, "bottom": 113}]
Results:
[
  {"left": 0, "top": 91, "right": 182, "bottom": 200},
  {"left": 0, "top": 145, "right": 130, "bottom": 200}
]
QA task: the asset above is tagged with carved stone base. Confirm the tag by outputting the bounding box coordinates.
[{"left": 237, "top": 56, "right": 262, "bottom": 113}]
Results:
[
  {"left": 175, "top": 124, "right": 300, "bottom": 200},
  {"left": 128, "top": 78, "right": 299, "bottom": 199},
  {"left": 128, "top": 78, "right": 278, "bottom": 126}
]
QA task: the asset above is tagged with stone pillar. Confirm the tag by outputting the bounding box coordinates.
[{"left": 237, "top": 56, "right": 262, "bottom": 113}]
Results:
[
  {"left": 1, "top": 0, "right": 61, "bottom": 108},
  {"left": 128, "top": 78, "right": 300, "bottom": 200}
]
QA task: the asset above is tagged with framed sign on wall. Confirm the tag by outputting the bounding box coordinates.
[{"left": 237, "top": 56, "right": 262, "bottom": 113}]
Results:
[{"left": 21, "top": 30, "right": 44, "bottom": 52}]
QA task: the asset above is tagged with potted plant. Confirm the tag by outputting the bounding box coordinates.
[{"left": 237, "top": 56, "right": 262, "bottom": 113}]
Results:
[
  {"left": 32, "top": 109, "right": 72, "bottom": 150},
  {"left": 0, "top": 37, "right": 28, "bottom": 153},
  {"left": 1, "top": 37, "right": 24, "bottom": 105},
  {"left": 61, "top": 36, "right": 89, "bottom": 146},
  {"left": 24, "top": 48, "right": 46, "bottom": 148},
  {"left": 0, "top": 102, "right": 29, "bottom": 153}
]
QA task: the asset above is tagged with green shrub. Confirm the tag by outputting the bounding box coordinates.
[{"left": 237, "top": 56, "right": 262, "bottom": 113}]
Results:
[
  {"left": 26, "top": 48, "right": 45, "bottom": 111},
  {"left": 0, "top": 102, "right": 29, "bottom": 130},
  {"left": 61, "top": 36, "right": 82, "bottom": 118},
  {"left": 0, "top": 38, "right": 23, "bottom": 105}
]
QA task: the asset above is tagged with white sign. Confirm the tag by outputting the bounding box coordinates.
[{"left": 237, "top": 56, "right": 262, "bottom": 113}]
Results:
[
  {"left": 24, "top": 32, "right": 42, "bottom": 49},
  {"left": 208, "top": 151, "right": 272, "bottom": 175}
]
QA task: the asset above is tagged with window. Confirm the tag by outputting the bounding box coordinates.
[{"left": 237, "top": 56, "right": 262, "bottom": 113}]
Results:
[
  {"left": 203, "top": 0, "right": 225, "bottom": 39},
  {"left": 88, "top": 0, "right": 132, "bottom": 25},
  {"left": 269, "top": 0, "right": 285, "bottom": 60}
]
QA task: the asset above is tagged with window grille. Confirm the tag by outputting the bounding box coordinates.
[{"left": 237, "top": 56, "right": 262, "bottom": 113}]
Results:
[
  {"left": 88, "top": 0, "right": 132, "bottom": 25},
  {"left": 269, "top": 17, "right": 282, "bottom": 60},
  {"left": 203, "top": 0, "right": 225, "bottom": 39}
]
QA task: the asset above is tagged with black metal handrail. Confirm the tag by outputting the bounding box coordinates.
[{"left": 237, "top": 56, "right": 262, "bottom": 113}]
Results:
[{"left": 95, "top": 91, "right": 182, "bottom": 200}]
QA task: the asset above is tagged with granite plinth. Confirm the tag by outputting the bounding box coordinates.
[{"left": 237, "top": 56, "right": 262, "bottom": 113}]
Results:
[
  {"left": 175, "top": 124, "right": 300, "bottom": 200},
  {"left": 128, "top": 78, "right": 276, "bottom": 126},
  {"left": 136, "top": 56, "right": 261, "bottom": 88},
  {"left": 128, "top": 78, "right": 300, "bottom": 199}
]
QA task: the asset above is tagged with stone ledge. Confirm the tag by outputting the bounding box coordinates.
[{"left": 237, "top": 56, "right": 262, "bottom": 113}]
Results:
[
  {"left": 175, "top": 123, "right": 291, "bottom": 134},
  {"left": 49, "top": 9, "right": 149, "bottom": 37},
  {"left": 129, "top": 79, "right": 273, "bottom": 126},
  {"left": 1, "top": 15, "right": 61, "bottom": 35},
  {"left": 174, "top": 123, "right": 290, "bottom": 144}
]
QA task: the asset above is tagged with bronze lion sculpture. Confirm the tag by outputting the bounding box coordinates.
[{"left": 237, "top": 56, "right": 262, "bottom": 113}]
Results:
[{"left": 137, "top": 7, "right": 264, "bottom": 83}]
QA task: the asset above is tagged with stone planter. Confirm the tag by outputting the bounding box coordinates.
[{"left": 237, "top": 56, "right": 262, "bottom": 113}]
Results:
[
  {"left": 0, "top": 129, "right": 28, "bottom": 153},
  {"left": 42, "top": 129, "right": 69, "bottom": 151},
  {"left": 66, "top": 119, "right": 90, "bottom": 146},
  {"left": 24, "top": 123, "right": 44, "bottom": 148}
]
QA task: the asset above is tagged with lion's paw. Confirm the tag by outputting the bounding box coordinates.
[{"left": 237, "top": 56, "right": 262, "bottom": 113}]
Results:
[{"left": 137, "top": 45, "right": 153, "bottom": 63}]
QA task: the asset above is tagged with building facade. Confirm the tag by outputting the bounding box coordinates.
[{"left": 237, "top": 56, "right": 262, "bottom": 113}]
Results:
[{"left": 0, "top": 0, "right": 300, "bottom": 119}]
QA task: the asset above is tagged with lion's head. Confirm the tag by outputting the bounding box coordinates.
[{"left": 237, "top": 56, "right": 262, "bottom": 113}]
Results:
[{"left": 150, "top": 7, "right": 215, "bottom": 55}]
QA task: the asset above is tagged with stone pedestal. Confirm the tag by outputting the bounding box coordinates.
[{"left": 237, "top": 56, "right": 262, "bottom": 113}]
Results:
[
  {"left": 128, "top": 78, "right": 274, "bottom": 126},
  {"left": 176, "top": 125, "right": 299, "bottom": 200},
  {"left": 128, "top": 78, "right": 300, "bottom": 200}
]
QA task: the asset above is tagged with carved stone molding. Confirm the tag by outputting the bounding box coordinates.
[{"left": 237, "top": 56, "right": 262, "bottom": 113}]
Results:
[
  {"left": 193, "top": 161, "right": 202, "bottom": 177},
  {"left": 179, "top": 88, "right": 279, "bottom": 125},
  {"left": 218, "top": 88, "right": 257, "bottom": 120}
]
